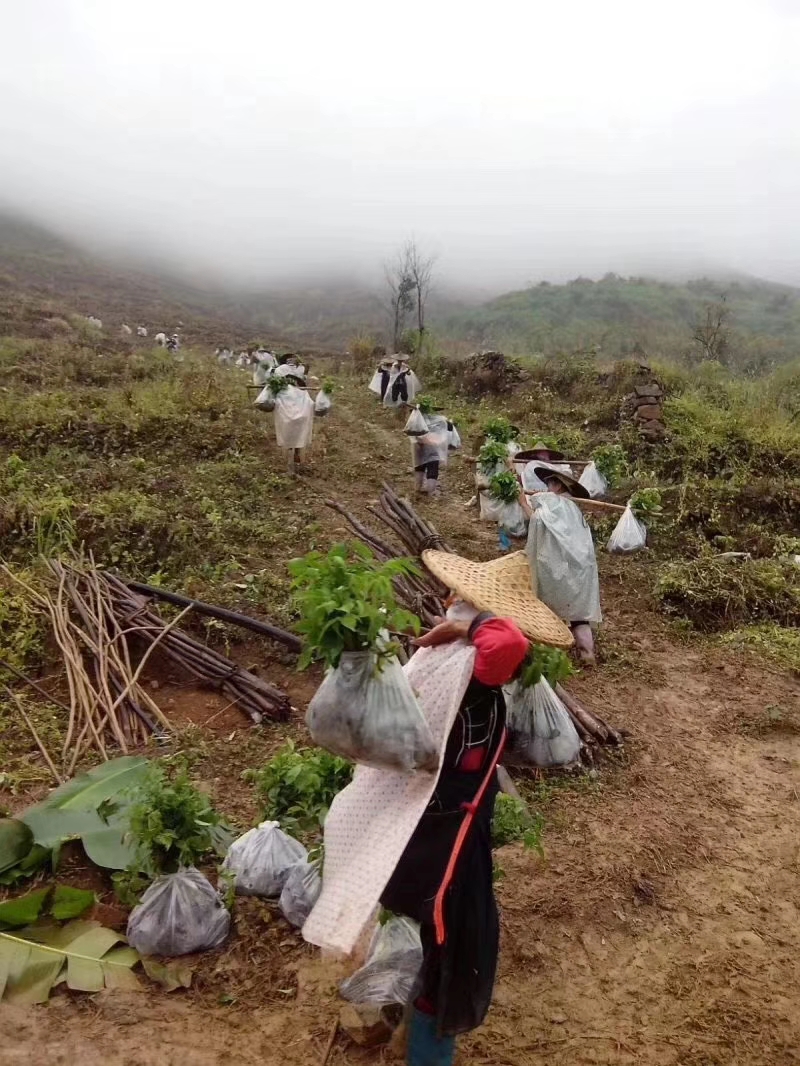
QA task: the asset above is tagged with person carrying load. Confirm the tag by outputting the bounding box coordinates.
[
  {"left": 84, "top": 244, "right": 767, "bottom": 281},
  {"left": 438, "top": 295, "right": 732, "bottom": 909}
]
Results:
[
  {"left": 515, "top": 440, "right": 574, "bottom": 493},
  {"left": 368, "top": 358, "right": 395, "bottom": 402},
  {"left": 518, "top": 465, "right": 601, "bottom": 665},
  {"left": 385, "top": 358, "right": 422, "bottom": 408},
  {"left": 303, "top": 551, "right": 573, "bottom": 1066}
]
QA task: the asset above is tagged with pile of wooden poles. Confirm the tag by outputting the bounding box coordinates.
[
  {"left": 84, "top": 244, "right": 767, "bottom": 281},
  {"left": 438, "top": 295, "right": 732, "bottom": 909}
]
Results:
[
  {"left": 2, "top": 558, "right": 290, "bottom": 773},
  {"left": 328, "top": 483, "right": 623, "bottom": 760}
]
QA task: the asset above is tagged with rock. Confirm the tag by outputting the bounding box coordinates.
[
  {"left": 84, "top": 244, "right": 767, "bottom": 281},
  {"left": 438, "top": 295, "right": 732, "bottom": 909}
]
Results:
[
  {"left": 339, "top": 1003, "right": 394, "bottom": 1048},
  {"left": 639, "top": 421, "right": 667, "bottom": 440},
  {"left": 635, "top": 384, "right": 663, "bottom": 398},
  {"left": 634, "top": 403, "right": 662, "bottom": 421}
]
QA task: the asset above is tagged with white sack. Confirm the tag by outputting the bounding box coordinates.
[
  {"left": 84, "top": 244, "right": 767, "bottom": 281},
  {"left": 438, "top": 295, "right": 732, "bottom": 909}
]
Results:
[
  {"left": 253, "top": 385, "right": 276, "bottom": 411},
  {"left": 279, "top": 860, "right": 322, "bottom": 928},
  {"left": 307, "top": 651, "right": 438, "bottom": 772},
  {"left": 608, "top": 504, "right": 647, "bottom": 554},
  {"left": 126, "top": 868, "right": 230, "bottom": 956},
  {"left": 339, "top": 917, "right": 422, "bottom": 1006},
  {"left": 404, "top": 407, "right": 428, "bottom": 435},
  {"left": 495, "top": 500, "right": 528, "bottom": 538},
  {"left": 222, "top": 820, "right": 307, "bottom": 897},
  {"left": 314, "top": 391, "right": 332, "bottom": 416},
  {"left": 578, "top": 461, "right": 608, "bottom": 499},
  {"left": 448, "top": 423, "right": 462, "bottom": 451},
  {"left": 503, "top": 678, "right": 582, "bottom": 767}
]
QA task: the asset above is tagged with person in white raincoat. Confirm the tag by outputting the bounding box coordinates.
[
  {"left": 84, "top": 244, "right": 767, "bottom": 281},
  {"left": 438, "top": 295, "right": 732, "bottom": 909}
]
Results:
[
  {"left": 274, "top": 384, "right": 314, "bottom": 471},
  {"left": 411, "top": 413, "right": 451, "bottom": 496},
  {"left": 519, "top": 465, "right": 601, "bottom": 665},
  {"left": 368, "top": 358, "right": 395, "bottom": 402},
  {"left": 516, "top": 441, "right": 574, "bottom": 493},
  {"left": 384, "top": 359, "right": 422, "bottom": 408}
]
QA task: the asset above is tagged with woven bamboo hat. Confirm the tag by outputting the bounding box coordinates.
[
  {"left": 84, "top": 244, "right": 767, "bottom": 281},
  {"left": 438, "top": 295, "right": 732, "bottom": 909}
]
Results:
[
  {"left": 422, "top": 550, "right": 574, "bottom": 649},
  {"left": 515, "top": 440, "right": 566, "bottom": 462},
  {"left": 531, "top": 465, "right": 590, "bottom": 500}
]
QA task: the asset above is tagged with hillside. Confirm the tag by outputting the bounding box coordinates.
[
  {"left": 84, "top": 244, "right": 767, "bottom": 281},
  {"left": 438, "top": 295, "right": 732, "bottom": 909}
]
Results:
[{"left": 442, "top": 273, "right": 800, "bottom": 371}]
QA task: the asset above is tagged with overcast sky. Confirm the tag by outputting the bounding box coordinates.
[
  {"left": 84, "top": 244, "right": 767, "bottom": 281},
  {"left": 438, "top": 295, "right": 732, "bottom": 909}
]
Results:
[{"left": 1, "top": 0, "right": 798, "bottom": 290}]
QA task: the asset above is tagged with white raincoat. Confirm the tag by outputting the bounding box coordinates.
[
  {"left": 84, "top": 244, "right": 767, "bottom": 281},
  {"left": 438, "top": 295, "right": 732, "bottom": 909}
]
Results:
[
  {"left": 274, "top": 385, "right": 314, "bottom": 449},
  {"left": 525, "top": 492, "right": 601, "bottom": 623}
]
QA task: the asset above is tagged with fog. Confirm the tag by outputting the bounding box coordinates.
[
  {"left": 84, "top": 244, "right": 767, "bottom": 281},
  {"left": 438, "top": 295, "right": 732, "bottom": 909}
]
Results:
[{"left": 1, "top": 0, "right": 799, "bottom": 291}]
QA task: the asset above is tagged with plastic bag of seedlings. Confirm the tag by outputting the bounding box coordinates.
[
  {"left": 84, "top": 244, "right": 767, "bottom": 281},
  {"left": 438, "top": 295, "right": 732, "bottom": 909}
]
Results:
[
  {"left": 503, "top": 677, "right": 581, "bottom": 768},
  {"left": 126, "top": 867, "right": 230, "bottom": 957},
  {"left": 307, "top": 651, "right": 438, "bottom": 773},
  {"left": 222, "top": 820, "right": 308, "bottom": 897},
  {"left": 314, "top": 390, "right": 332, "bottom": 417},
  {"left": 578, "top": 461, "right": 608, "bottom": 499},
  {"left": 279, "top": 860, "right": 322, "bottom": 928},
  {"left": 479, "top": 491, "right": 504, "bottom": 523},
  {"left": 447, "top": 422, "right": 462, "bottom": 451},
  {"left": 253, "top": 384, "right": 276, "bottom": 411},
  {"left": 339, "top": 917, "right": 423, "bottom": 1006},
  {"left": 404, "top": 407, "right": 428, "bottom": 435},
  {"left": 608, "top": 504, "right": 647, "bottom": 554},
  {"left": 496, "top": 500, "right": 527, "bottom": 539}
]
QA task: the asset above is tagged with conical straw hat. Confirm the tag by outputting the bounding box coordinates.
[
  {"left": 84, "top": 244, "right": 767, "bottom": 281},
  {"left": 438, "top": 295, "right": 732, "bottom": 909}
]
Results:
[{"left": 422, "top": 550, "right": 574, "bottom": 649}]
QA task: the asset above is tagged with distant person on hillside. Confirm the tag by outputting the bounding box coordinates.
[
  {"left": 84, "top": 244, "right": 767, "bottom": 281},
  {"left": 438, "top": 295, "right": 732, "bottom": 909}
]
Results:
[
  {"left": 519, "top": 467, "right": 601, "bottom": 665},
  {"left": 166, "top": 333, "right": 180, "bottom": 353}
]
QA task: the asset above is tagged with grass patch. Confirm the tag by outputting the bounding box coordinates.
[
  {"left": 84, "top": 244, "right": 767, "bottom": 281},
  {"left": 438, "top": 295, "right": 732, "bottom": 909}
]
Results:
[{"left": 719, "top": 624, "right": 800, "bottom": 676}]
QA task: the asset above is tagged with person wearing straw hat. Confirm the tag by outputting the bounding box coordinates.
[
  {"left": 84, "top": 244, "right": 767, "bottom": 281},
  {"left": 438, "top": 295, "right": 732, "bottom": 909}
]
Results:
[
  {"left": 385, "top": 358, "right": 422, "bottom": 408},
  {"left": 369, "top": 357, "right": 395, "bottom": 401},
  {"left": 518, "top": 466, "right": 601, "bottom": 665},
  {"left": 373, "top": 551, "right": 570, "bottom": 1066},
  {"left": 515, "top": 440, "right": 574, "bottom": 493}
]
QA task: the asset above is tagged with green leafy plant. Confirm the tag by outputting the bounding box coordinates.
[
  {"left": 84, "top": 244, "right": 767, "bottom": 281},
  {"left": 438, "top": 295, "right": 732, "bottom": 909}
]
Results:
[
  {"left": 289, "top": 542, "right": 421, "bottom": 670},
  {"left": 592, "top": 444, "right": 628, "bottom": 486},
  {"left": 244, "top": 740, "right": 353, "bottom": 840},
  {"left": 630, "top": 488, "right": 663, "bottom": 522},
  {"left": 518, "top": 644, "right": 574, "bottom": 688},
  {"left": 415, "top": 395, "right": 436, "bottom": 415},
  {"left": 266, "top": 374, "right": 290, "bottom": 395},
  {"left": 125, "top": 763, "right": 222, "bottom": 877},
  {"left": 489, "top": 471, "right": 521, "bottom": 504},
  {"left": 483, "top": 416, "right": 519, "bottom": 444},
  {"left": 492, "top": 794, "right": 544, "bottom": 854},
  {"left": 11, "top": 757, "right": 150, "bottom": 881},
  {"left": 477, "top": 440, "right": 509, "bottom": 474},
  {"left": 322, "top": 378, "right": 336, "bottom": 395}
]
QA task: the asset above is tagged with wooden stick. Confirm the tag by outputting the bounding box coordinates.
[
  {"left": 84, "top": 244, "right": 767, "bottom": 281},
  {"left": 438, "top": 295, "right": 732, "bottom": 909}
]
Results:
[
  {"left": 556, "top": 684, "right": 609, "bottom": 743},
  {"left": 320, "top": 1019, "right": 339, "bottom": 1066},
  {"left": 3, "top": 685, "right": 63, "bottom": 784}
]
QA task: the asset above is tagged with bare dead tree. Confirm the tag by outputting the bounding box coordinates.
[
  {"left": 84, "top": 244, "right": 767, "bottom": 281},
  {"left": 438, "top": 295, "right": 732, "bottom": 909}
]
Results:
[
  {"left": 384, "top": 244, "right": 416, "bottom": 352},
  {"left": 405, "top": 240, "right": 436, "bottom": 351},
  {"left": 692, "top": 296, "right": 730, "bottom": 363}
]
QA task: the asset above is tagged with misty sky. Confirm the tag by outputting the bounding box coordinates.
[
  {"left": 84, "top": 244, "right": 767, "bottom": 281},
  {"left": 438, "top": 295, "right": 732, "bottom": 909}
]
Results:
[{"left": 1, "top": 0, "right": 799, "bottom": 290}]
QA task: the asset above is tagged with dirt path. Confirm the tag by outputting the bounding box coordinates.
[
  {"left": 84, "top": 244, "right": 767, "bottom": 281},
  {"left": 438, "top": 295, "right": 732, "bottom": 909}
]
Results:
[{"left": 2, "top": 623, "right": 798, "bottom": 1066}]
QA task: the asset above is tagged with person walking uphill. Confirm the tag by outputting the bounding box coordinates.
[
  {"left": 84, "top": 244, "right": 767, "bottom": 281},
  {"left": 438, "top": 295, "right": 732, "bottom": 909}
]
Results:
[
  {"left": 302, "top": 552, "right": 574, "bottom": 1066},
  {"left": 518, "top": 466, "right": 601, "bottom": 665}
]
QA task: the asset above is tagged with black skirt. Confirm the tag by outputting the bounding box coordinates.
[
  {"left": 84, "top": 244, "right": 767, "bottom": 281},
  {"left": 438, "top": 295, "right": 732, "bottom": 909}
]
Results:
[{"left": 381, "top": 682, "right": 504, "bottom": 1037}]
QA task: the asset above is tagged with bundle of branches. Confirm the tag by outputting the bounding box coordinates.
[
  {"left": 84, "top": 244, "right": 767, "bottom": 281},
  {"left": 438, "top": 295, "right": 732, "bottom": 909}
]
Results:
[
  {"left": 2, "top": 560, "right": 290, "bottom": 773},
  {"left": 327, "top": 483, "right": 451, "bottom": 629},
  {"left": 326, "top": 485, "right": 622, "bottom": 757}
]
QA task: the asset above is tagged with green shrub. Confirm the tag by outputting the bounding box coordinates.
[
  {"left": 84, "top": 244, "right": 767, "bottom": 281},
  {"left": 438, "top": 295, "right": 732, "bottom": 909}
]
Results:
[
  {"left": 244, "top": 741, "right": 353, "bottom": 840},
  {"left": 126, "top": 763, "right": 223, "bottom": 876},
  {"left": 492, "top": 794, "right": 544, "bottom": 853},
  {"left": 655, "top": 557, "right": 800, "bottom": 631}
]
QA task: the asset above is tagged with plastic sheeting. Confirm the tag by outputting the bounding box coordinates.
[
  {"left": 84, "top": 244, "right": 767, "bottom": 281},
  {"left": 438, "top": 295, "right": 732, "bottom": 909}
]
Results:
[
  {"left": 520, "top": 461, "right": 574, "bottom": 493},
  {"left": 495, "top": 500, "right": 528, "bottom": 538},
  {"left": 404, "top": 408, "right": 428, "bottom": 435},
  {"left": 307, "top": 651, "right": 439, "bottom": 772},
  {"left": 526, "top": 492, "right": 601, "bottom": 623},
  {"left": 222, "top": 821, "right": 307, "bottom": 897},
  {"left": 608, "top": 504, "right": 647, "bottom": 553},
  {"left": 274, "top": 386, "right": 314, "bottom": 449},
  {"left": 448, "top": 423, "right": 462, "bottom": 451},
  {"left": 503, "top": 677, "right": 582, "bottom": 767},
  {"left": 126, "top": 868, "right": 231, "bottom": 956},
  {"left": 314, "top": 391, "right": 332, "bottom": 417}
]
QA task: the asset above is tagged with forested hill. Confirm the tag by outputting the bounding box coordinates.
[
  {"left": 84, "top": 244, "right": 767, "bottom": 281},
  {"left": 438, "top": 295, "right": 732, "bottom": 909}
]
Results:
[{"left": 442, "top": 274, "right": 800, "bottom": 371}]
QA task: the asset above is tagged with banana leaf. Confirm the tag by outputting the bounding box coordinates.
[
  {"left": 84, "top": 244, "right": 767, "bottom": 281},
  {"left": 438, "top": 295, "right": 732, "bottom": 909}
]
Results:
[
  {"left": 0, "top": 884, "right": 94, "bottom": 928},
  {"left": 0, "top": 919, "right": 141, "bottom": 1003},
  {"left": 0, "top": 820, "right": 33, "bottom": 875},
  {"left": 20, "top": 757, "right": 150, "bottom": 872}
]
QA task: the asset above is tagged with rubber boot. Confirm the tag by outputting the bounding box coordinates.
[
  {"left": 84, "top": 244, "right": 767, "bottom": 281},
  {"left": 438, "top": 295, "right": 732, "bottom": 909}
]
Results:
[
  {"left": 571, "top": 623, "right": 596, "bottom": 666},
  {"left": 424, "top": 478, "right": 441, "bottom": 497},
  {"left": 414, "top": 471, "right": 426, "bottom": 493},
  {"left": 407, "top": 1009, "right": 456, "bottom": 1066}
]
